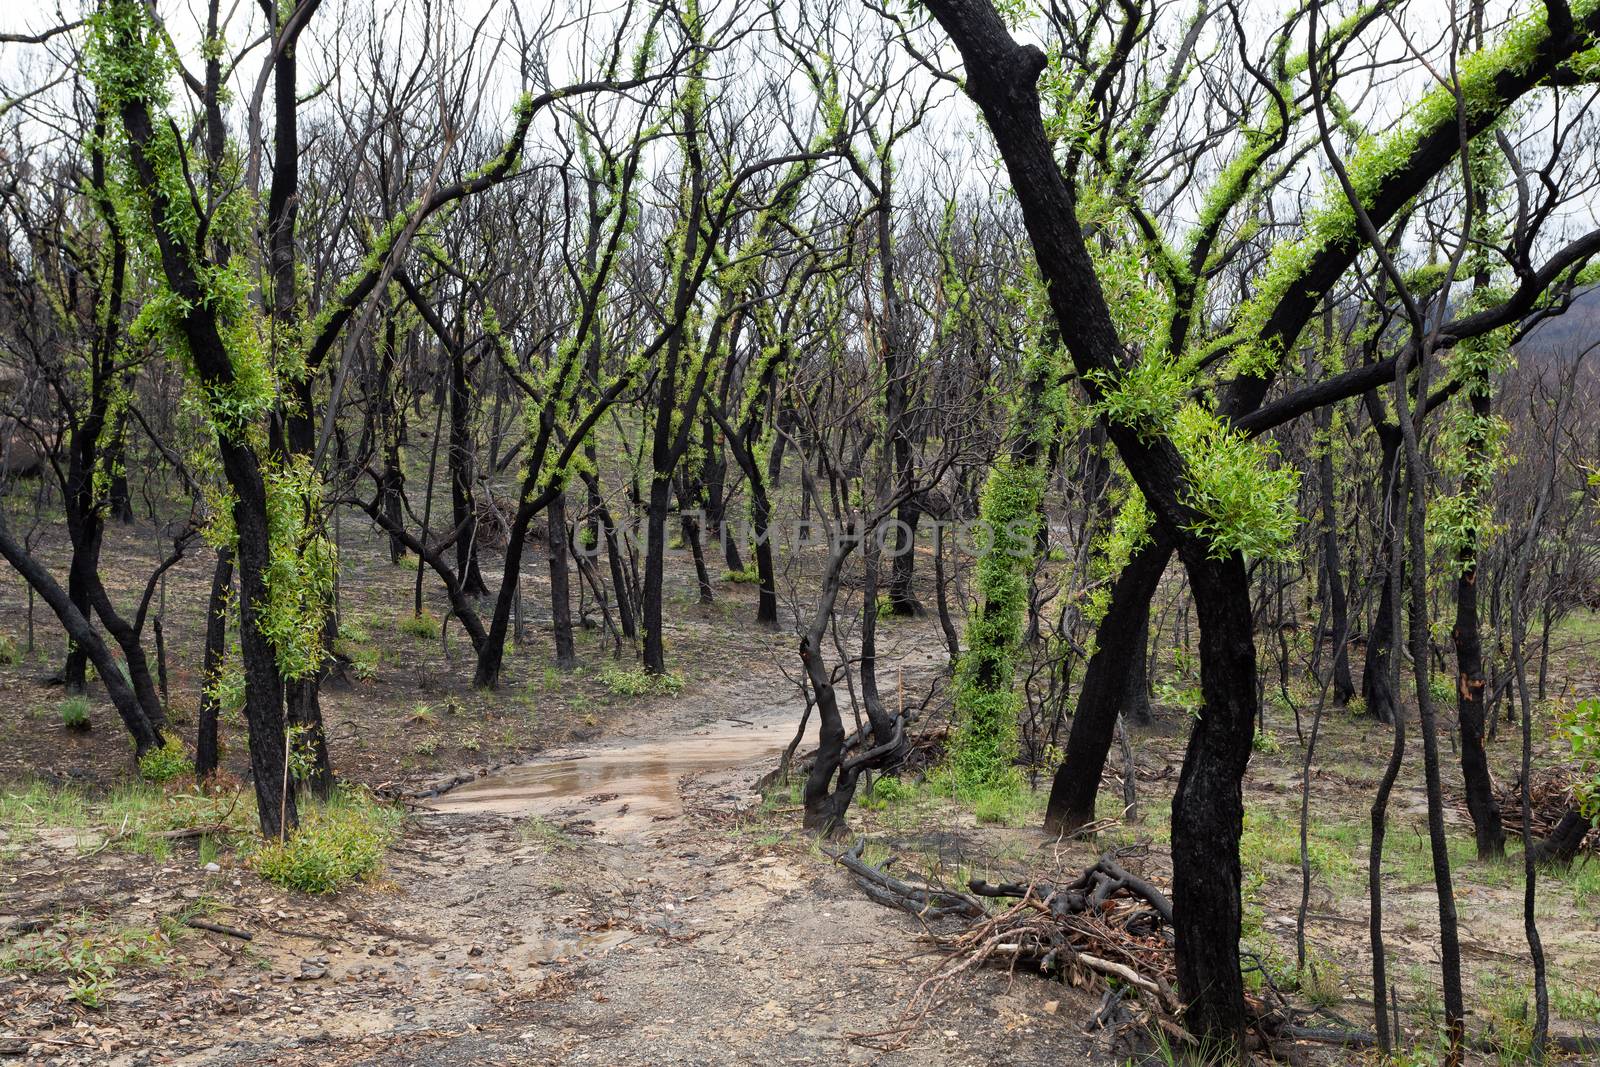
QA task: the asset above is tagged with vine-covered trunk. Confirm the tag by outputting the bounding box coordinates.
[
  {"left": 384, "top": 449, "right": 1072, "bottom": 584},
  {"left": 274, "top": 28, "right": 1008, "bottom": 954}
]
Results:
[
  {"left": 223, "top": 447, "right": 299, "bottom": 838},
  {"left": 379, "top": 318, "right": 406, "bottom": 564},
  {"left": 1045, "top": 536, "right": 1170, "bottom": 833}
]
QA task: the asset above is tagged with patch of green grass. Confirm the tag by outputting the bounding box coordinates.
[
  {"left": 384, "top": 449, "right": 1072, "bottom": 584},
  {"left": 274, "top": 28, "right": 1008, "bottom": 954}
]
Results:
[
  {"left": 1240, "top": 810, "right": 1358, "bottom": 888},
  {"left": 0, "top": 778, "right": 258, "bottom": 860},
  {"left": 1479, "top": 972, "right": 1537, "bottom": 1065},
  {"left": 517, "top": 816, "right": 576, "bottom": 850},
  {"left": 972, "top": 783, "right": 1042, "bottom": 827},
  {"left": 722, "top": 565, "right": 760, "bottom": 584},
  {"left": 60, "top": 695, "right": 92, "bottom": 732},
  {"left": 599, "top": 662, "right": 684, "bottom": 697},
  {"left": 138, "top": 738, "right": 194, "bottom": 784},
  {"left": 1551, "top": 980, "right": 1600, "bottom": 1024},
  {"left": 337, "top": 618, "right": 372, "bottom": 644},
  {"left": 250, "top": 787, "right": 401, "bottom": 895},
  {"left": 397, "top": 610, "right": 439, "bottom": 640}
]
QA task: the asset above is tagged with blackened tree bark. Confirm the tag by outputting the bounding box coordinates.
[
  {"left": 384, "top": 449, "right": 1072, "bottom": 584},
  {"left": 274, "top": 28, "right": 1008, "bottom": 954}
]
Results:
[
  {"left": 196, "top": 548, "right": 234, "bottom": 780},
  {"left": 447, "top": 330, "right": 488, "bottom": 597},
  {"left": 1045, "top": 535, "right": 1170, "bottom": 833},
  {"left": 1315, "top": 403, "right": 1356, "bottom": 705},
  {"left": 548, "top": 490, "right": 576, "bottom": 669},
  {"left": 914, "top": 4, "right": 1265, "bottom": 1039},
  {"left": 1361, "top": 419, "right": 1403, "bottom": 725}
]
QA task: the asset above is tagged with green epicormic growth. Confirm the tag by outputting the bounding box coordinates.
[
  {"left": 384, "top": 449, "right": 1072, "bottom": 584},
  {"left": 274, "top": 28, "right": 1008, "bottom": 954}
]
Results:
[
  {"left": 949, "top": 453, "right": 1044, "bottom": 795},
  {"left": 87, "top": 0, "right": 334, "bottom": 684}
]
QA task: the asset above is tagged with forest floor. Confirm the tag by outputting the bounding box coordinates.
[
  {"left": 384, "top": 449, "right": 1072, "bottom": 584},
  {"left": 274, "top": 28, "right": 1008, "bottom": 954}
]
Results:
[{"left": 2, "top": 517, "right": 1599, "bottom": 1065}]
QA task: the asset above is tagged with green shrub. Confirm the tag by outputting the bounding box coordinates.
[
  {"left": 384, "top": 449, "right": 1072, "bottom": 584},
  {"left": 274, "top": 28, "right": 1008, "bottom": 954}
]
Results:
[
  {"left": 397, "top": 610, "right": 439, "bottom": 639},
  {"left": 1429, "top": 673, "right": 1455, "bottom": 706},
  {"left": 251, "top": 788, "right": 400, "bottom": 894},
  {"left": 337, "top": 619, "right": 371, "bottom": 644},
  {"left": 60, "top": 696, "right": 92, "bottom": 732},
  {"left": 1252, "top": 728, "right": 1282, "bottom": 754},
  {"left": 137, "top": 739, "right": 194, "bottom": 784},
  {"left": 600, "top": 662, "right": 684, "bottom": 697},
  {"left": 722, "top": 565, "right": 761, "bottom": 584}
]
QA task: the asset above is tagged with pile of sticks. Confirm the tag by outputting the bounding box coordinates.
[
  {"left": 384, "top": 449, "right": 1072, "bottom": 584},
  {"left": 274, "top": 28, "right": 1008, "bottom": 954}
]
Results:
[
  {"left": 835, "top": 840, "right": 1181, "bottom": 1018},
  {"left": 1495, "top": 767, "right": 1597, "bottom": 853}
]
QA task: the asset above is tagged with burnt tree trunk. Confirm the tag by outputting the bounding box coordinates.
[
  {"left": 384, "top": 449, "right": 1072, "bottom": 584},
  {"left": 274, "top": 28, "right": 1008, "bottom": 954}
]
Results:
[
  {"left": 548, "top": 490, "right": 576, "bottom": 669},
  {"left": 196, "top": 548, "right": 234, "bottom": 781},
  {"left": 1045, "top": 535, "right": 1170, "bottom": 834},
  {"left": 0, "top": 510, "right": 162, "bottom": 756},
  {"left": 1361, "top": 425, "right": 1402, "bottom": 724},
  {"left": 1315, "top": 404, "right": 1356, "bottom": 704}
]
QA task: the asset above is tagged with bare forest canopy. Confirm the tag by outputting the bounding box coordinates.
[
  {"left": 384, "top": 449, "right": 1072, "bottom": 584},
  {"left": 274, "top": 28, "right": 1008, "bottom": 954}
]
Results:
[{"left": 3, "top": 0, "right": 1600, "bottom": 1062}]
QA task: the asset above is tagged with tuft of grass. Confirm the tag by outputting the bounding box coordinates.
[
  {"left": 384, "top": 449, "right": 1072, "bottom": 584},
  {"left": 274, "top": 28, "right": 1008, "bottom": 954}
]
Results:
[
  {"left": 407, "top": 702, "right": 437, "bottom": 725},
  {"left": 0, "top": 633, "right": 22, "bottom": 666},
  {"left": 1297, "top": 953, "right": 1343, "bottom": 1009},
  {"left": 137, "top": 738, "right": 194, "bottom": 784},
  {"left": 517, "top": 816, "right": 576, "bottom": 850},
  {"left": 397, "top": 610, "right": 439, "bottom": 639},
  {"left": 599, "top": 662, "right": 684, "bottom": 697},
  {"left": 971, "top": 782, "right": 1040, "bottom": 827},
  {"left": 250, "top": 787, "right": 401, "bottom": 894},
  {"left": 60, "top": 695, "right": 92, "bottom": 732},
  {"left": 722, "top": 565, "right": 761, "bottom": 584}
]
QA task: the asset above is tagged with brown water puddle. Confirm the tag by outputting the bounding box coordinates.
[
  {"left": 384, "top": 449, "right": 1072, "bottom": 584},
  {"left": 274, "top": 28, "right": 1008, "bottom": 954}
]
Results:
[{"left": 424, "top": 713, "right": 812, "bottom": 834}]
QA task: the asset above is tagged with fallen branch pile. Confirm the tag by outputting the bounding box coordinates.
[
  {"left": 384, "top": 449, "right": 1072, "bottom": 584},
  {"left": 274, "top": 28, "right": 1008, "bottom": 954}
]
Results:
[
  {"left": 834, "top": 840, "right": 1185, "bottom": 1048},
  {"left": 1497, "top": 768, "right": 1597, "bottom": 854}
]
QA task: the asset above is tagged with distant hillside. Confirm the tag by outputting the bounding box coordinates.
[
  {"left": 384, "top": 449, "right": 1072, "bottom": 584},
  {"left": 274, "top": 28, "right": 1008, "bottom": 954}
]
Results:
[{"left": 1516, "top": 284, "right": 1600, "bottom": 359}]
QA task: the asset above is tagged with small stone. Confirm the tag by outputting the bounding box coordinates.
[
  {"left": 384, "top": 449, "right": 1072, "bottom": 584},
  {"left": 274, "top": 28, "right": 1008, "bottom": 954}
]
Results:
[
  {"left": 1044, "top": 1000, "right": 1060, "bottom": 1015},
  {"left": 467, "top": 944, "right": 484, "bottom": 957},
  {"left": 461, "top": 973, "right": 492, "bottom": 991},
  {"left": 204, "top": 862, "right": 221, "bottom": 873}
]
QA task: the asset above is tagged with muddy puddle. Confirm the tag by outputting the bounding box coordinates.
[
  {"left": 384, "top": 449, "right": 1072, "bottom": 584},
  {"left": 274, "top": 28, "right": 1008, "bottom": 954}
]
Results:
[{"left": 424, "top": 711, "right": 812, "bottom": 834}]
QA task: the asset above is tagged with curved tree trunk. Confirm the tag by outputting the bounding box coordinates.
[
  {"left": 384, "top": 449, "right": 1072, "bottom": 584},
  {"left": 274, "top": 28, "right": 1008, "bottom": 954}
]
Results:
[
  {"left": 1045, "top": 535, "right": 1171, "bottom": 834},
  {"left": 0, "top": 509, "right": 162, "bottom": 756}
]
